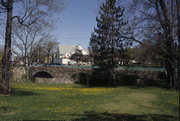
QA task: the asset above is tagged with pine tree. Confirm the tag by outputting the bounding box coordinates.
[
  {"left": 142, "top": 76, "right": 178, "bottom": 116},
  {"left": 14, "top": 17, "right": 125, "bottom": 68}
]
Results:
[{"left": 89, "top": 0, "right": 127, "bottom": 86}]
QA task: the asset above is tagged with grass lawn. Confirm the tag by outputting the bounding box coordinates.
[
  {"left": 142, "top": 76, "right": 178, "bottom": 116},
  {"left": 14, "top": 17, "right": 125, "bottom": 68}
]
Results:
[{"left": 0, "top": 82, "right": 179, "bottom": 121}]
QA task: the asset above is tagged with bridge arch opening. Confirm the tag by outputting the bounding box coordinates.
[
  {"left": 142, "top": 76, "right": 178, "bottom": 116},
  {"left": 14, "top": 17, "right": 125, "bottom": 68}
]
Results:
[{"left": 33, "top": 71, "right": 53, "bottom": 78}]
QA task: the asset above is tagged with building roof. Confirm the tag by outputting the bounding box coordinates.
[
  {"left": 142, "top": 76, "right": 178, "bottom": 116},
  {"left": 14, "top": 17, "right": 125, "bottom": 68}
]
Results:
[
  {"left": 71, "top": 45, "right": 89, "bottom": 55},
  {"left": 58, "top": 44, "right": 89, "bottom": 55},
  {"left": 58, "top": 44, "right": 75, "bottom": 55}
]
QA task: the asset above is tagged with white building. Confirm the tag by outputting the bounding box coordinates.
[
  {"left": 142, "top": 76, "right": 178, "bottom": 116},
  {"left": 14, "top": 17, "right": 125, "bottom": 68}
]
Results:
[{"left": 54, "top": 44, "right": 89, "bottom": 65}]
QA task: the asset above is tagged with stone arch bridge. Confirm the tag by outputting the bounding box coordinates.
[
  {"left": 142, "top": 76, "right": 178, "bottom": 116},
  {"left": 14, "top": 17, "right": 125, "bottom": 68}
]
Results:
[
  {"left": 13, "top": 66, "right": 162, "bottom": 84},
  {"left": 28, "top": 66, "right": 92, "bottom": 84}
]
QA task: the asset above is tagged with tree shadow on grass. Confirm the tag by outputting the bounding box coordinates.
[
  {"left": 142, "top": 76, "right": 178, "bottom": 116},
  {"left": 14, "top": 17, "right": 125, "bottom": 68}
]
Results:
[
  {"left": 0, "top": 89, "right": 40, "bottom": 115},
  {"left": 127, "top": 79, "right": 167, "bottom": 90},
  {"left": 72, "top": 111, "right": 179, "bottom": 121},
  {"left": 0, "top": 106, "right": 16, "bottom": 113},
  {"left": 10, "top": 89, "right": 40, "bottom": 96}
]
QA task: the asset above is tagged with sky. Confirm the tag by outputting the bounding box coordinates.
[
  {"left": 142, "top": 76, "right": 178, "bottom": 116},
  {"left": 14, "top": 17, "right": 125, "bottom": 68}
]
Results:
[
  {"left": 0, "top": 0, "right": 129, "bottom": 49},
  {"left": 0, "top": 0, "right": 104, "bottom": 48},
  {"left": 53, "top": 0, "right": 105, "bottom": 48}
]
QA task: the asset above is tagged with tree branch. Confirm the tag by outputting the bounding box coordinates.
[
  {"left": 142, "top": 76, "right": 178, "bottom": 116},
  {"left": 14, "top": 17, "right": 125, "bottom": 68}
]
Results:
[
  {"left": 121, "top": 35, "right": 144, "bottom": 46},
  {"left": 0, "top": 0, "right": 7, "bottom": 8}
]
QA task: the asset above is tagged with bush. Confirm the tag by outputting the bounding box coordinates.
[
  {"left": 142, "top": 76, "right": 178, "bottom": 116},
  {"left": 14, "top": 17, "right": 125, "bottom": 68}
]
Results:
[
  {"left": 71, "top": 73, "right": 90, "bottom": 86},
  {"left": 120, "top": 74, "right": 139, "bottom": 85},
  {"left": 158, "top": 72, "right": 166, "bottom": 79},
  {"left": 90, "top": 70, "right": 110, "bottom": 86}
]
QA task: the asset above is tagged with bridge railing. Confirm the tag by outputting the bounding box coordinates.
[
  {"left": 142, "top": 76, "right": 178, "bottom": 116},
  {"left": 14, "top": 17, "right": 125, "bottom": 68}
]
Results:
[
  {"left": 116, "top": 66, "right": 166, "bottom": 72},
  {"left": 30, "top": 65, "right": 166, "bottom": 72}
]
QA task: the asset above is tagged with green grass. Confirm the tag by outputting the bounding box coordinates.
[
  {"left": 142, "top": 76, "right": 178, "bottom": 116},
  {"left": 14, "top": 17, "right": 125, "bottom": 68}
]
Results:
[{"left": 0, "top": 82, "right": 179, "bottom": 121}]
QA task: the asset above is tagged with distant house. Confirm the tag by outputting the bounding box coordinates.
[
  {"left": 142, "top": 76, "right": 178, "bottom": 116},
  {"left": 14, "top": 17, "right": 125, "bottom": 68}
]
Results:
[{"left": 54, "top": 44, "right": 90, "bottom": 65}]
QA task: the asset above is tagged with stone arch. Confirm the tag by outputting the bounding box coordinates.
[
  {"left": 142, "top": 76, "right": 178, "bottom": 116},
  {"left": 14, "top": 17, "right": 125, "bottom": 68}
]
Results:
[{"left": 33, "top": 71, "right": 53, "bottom": 78}]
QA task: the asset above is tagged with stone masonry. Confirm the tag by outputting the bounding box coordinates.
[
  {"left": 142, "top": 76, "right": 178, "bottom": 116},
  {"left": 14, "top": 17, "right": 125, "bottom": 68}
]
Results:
[{"left": 13, "top": 66, "right": 164, "bottom": 84}]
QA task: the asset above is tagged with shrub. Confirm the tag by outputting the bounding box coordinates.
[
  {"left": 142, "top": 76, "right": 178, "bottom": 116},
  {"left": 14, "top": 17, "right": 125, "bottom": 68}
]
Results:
[
  {"left": 158, "top": 72, "right": 166, "bottom": 79},
  {"left": 120, "top": 74, "right": 139, "bottom": 85}
]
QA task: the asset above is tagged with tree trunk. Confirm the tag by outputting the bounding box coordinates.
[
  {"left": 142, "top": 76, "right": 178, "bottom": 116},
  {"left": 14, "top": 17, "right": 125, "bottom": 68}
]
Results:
[
  {"left": 86, "top": 74, "right": 89, "bottom": 88},
  {"left": 165, "top": 59, "right": 176, "bottom": 89},
  {"left": 108, "top": 68, "right": 116, "bottom": 87},
  {"left": 112, "top": 68, "right": 116, "bottom": 87},
  {"left": 25, "top": 66, "right": 29, "bottom": 82},
  {"left": 176, "top": 0, "right": 180, "bottom": 90},
  {"left": 165, "top": 35, "right": 176, "bottom": 89},
  {"left": 47, "top": 53, "right": 50, "bottom": 64},
  {"left": 37, "top": 48, "right": 40, "bottom": 63},
  {"left": 158, "top": 0, "right": 176, "bottom": 89},
  {"left": 0, "top": 0, "right": 14, "bottom": 95}
]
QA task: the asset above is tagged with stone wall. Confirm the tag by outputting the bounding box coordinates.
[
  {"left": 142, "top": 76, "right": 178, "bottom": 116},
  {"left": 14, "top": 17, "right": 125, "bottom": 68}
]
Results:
[
  {"left": 35, "top": 78, "right": 75, "bottom": 84},
  {"left": 28, "top": 66, "right": 91, "bottom": 78},
  {"left": 12, "top": 66, "right": 164, "bottom": 84},
  {"left": 28, "top": 67, "right": 90, "bottom": 84},
  {"left": 116, "top": 70, "right": 162, "bottom": 80},
  {"left": 12, "top": 67, "right": 26, "bottom": 82}
]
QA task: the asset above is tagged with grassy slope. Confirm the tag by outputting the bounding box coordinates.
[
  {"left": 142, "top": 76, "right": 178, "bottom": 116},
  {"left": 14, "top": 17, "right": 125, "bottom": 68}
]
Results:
[{"left": 0, "top": 82, "right": 179, "bottom": 121}]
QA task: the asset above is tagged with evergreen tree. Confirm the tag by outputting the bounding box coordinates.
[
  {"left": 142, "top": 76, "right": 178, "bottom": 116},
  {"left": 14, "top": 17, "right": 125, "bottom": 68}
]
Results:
[{"left": 89, "top": 0, "right": 127, "bottom": 86}]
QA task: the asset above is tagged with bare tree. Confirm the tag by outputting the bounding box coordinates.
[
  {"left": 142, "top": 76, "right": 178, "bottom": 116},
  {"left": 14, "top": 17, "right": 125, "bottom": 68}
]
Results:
[
  {"left": 43, "top": 39, "right": 58, "bottom": 64},
  {"left": 0, "top": 0, "right": 65, "bottom": 94},
  {"left": 175, "top": 0, "right": 180, "bottom": 88},
  {"left": 119, "top": 0, "right": 179, "bottom": 89},
  {"left": 12, "top": 22, "right": 51, "bottom": 80},
  {"left": 0, "top": 0, "right": 14, "bottom": 95},
  {"left": 31, "top": 43, "right": 46, "bottom": 64}
]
